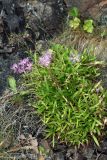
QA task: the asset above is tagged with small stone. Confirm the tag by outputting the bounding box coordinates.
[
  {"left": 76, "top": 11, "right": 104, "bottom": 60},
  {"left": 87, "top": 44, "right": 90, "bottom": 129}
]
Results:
[
  {"left": 97, "top": 139, "right": 107, "bottom": 154},
  {"left": 98, "top": 154, "right": 107, "bottom": 160},
  {"left": 83, "top": 147, "right": 94, "bottom": 159},
  {"left": 54, "top": 152, "right": 65, "bottom": 160}
]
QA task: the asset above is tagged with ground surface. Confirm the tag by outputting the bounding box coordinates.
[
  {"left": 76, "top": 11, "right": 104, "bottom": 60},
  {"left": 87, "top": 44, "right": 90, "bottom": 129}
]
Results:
[{"left": 1, "top": 0, "right": 107, "bottom": 160}]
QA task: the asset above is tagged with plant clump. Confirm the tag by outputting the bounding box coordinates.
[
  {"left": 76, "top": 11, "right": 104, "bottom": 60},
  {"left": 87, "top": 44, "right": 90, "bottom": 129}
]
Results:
[
  {"left": 69, "top": 7, "right": 94, "bottom": 33},
  {"left": 17, "top": 44, "right": 107, "bottom": 147}
]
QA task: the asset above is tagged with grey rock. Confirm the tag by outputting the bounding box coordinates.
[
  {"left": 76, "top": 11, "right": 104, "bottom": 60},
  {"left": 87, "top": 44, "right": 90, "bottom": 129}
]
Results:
[
  {"left": 0, "top": 0, "right": 24, "bottom": 32},
  {"left": 98, "top": 154, "right": 107, "bottom": 160},
  {"left": 97, "top": 139, "right": 107, "bottom": 154},
  {"left": 54, "top": 152, "right": 65, "bottom": 160},
  {"left": 0, "top": 0, "right": 65, "bottom": 48},
  {"left": 82, "top": 147, "right": 94, "bottom": 160},
  {"left": 26, "top": 0, "right": 65, "bottom": 36},
  {"left": 65, "top": 0, "right": 97, "bottom": 11}
]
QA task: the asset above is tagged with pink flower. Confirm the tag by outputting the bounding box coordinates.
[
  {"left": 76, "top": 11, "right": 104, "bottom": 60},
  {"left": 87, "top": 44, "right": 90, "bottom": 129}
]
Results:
[
  {"left": 39, "top": 49, "right": 53, "bottom": 67},
  {"left": 25, "top": 62, "right": 32, "bottom": 71},
  {"left": 18, "top": 58, "right": 29, "bottom": 66},
  {"left": 10, "top": 63, "right": 18, "bottom": 73},
  {"left": 11, "top": 58, "right": 33, "bottom": 74}
]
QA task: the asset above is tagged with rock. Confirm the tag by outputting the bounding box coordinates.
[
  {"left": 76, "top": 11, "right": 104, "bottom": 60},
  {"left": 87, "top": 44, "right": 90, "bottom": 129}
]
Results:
[
  {"left": 0, "top": 0, "right": 65, "bottom": 35},
  {"left": 66, "top": 148, "right": 79, "bottom": 160},
  {"left": 0, "top": 0, "right": 24, "bottom": 32},
  {"left": 54, "top": 152, "right": 65, "bottom": 160},
  {"left": 65, "top": 0, "right": 97, "bottom": 12},
  {"left": 0, "top": 0, "right": 66, "bottom": 53},
  {"left": 88, "top": 1, "right": 107, "bottom": 25},
  {"left": 0, "top": 17, "right": 4, "bottom": 33},
  {"left": 25, "top": 0, "right": 65, "bottom": 37},
  {"left": 0, "top": 46, "right": 15, "bottom": 54},
  {"left": 98, "top": 154, "right": 107, "bottom": 160},
  {"left": 65, "top": 0, "right": 107, "bottom": 25},
  {"left": 82, "top": 146, "right": 95, "bottom": 160},
  {"left": 97, "top": 138, "right": 107, "bottom": 154}
]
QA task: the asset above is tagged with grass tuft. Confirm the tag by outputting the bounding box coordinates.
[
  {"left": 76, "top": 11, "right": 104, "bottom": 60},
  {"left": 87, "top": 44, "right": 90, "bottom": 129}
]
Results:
[{"left": 20, "top": 44, "right": 107, "bottom": 147}]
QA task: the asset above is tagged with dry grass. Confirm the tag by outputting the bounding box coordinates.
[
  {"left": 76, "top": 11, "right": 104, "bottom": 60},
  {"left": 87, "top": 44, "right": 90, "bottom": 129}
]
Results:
[
  {"left": 52, "top": 27, "right": 107, "bottom": 89},
  {"left": 53, "top": 27, "right": 107, "bottom": 61},
  {"left": 0, "top": 90, "right": 43, "bottom": 159}
]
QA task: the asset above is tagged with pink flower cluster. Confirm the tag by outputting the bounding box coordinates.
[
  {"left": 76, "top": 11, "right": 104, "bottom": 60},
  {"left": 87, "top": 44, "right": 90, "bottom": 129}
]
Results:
[
  {"left": 11, "top": 58, "right": 32, "bottom": 74},
  {"left": 39, "top": 49, "right": 53, "bottom": 67}
]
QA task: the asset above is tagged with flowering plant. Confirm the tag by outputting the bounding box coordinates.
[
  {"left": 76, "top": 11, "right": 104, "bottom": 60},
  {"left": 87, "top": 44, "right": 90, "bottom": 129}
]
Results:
[{"left": 18, "top": 44, "right": 107, "bottom": 147}]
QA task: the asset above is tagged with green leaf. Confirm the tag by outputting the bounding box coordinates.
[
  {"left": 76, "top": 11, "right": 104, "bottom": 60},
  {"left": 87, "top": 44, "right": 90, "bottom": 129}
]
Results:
[
  {"left": 69, "top": 7, "right": 79, "bottom": 17},
  {"left": 69, "top": 17, "right": 81, "bottom": 29},
  {"left": 8, "top": 76, "right": 17, "bottom": 93},
  {"left": 19, "top": 90, "right": 30, "bottom": 96},
  {"left": 83, "top": 19, "right": 94, "bottom": 33},
  {"left": 91, "top": 134, "right": 100, "bottom": 146}
]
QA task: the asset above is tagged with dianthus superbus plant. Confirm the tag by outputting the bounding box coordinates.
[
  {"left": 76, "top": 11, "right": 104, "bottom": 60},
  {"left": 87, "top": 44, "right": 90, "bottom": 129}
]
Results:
[{"left": 21, "top": 44, "right": 107, "bottom": 147}]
